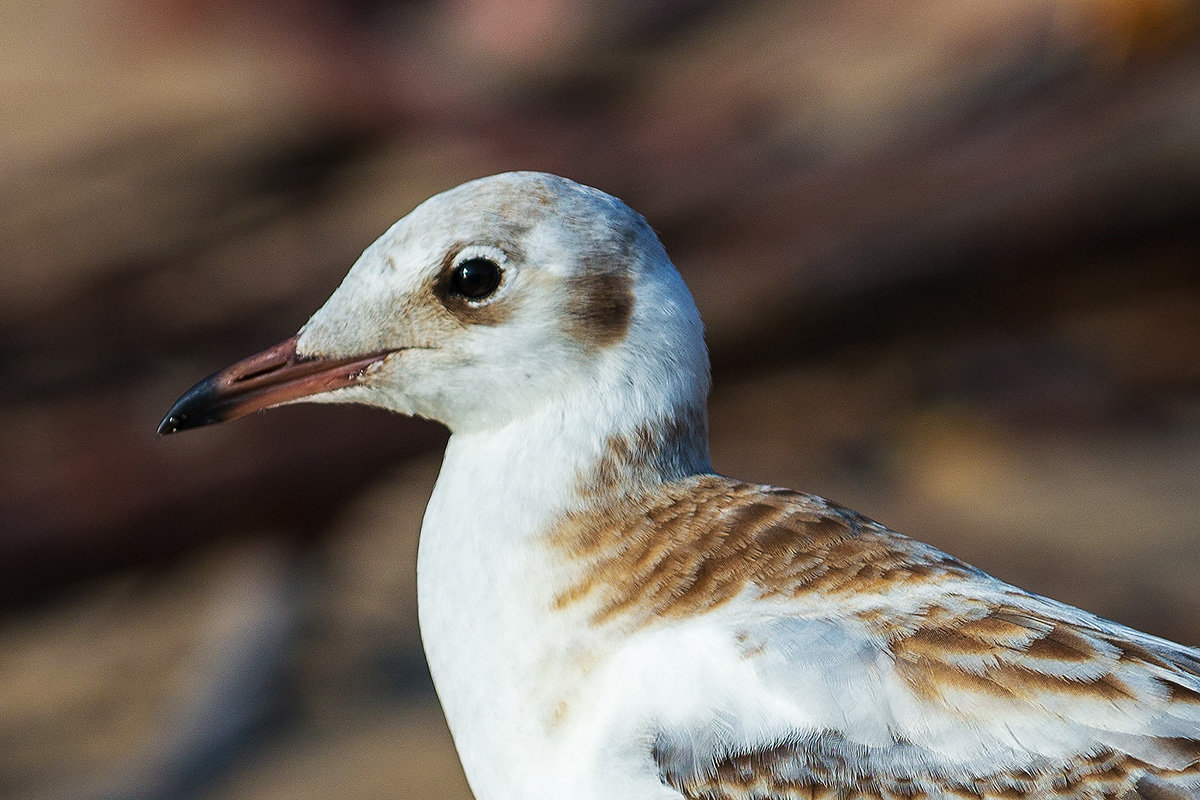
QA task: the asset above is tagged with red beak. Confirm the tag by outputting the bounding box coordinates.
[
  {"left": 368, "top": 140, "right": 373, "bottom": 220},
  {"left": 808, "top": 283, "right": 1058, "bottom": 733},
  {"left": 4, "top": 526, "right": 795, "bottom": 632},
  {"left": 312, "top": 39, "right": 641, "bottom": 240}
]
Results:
[{"left": 157, "top": 336, "right": 394, "bottom": 435}]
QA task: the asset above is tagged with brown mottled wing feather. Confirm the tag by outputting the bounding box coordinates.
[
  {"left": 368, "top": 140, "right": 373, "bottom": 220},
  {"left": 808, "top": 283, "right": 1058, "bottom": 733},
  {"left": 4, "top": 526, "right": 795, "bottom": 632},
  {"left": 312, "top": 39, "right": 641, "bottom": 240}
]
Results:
[
  {"left": 549, "top": 475, "right": 978, "bottom": 627},
  {"left": 662, "top": 748, "right": 1200, "bottom": 799},
  {"left": 547, "top": 475, "right": 1200, "bottom": 800},
  {"left": 1137, "top": 775, "right": 1200, "bottom": 800}
]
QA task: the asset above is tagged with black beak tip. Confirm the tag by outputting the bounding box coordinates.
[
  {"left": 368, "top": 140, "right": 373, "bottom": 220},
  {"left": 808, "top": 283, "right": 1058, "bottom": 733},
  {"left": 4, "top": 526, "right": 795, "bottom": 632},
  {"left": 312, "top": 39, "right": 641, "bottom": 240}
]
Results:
[
  {"left": 157, "top": 379, "right": 223, "bottom": 437},
  {"left": 157, "top": 406, "right": 201, "bottom": 437},
  {"left": 156, "top": 414, "right": 183, "bottom": 437}
]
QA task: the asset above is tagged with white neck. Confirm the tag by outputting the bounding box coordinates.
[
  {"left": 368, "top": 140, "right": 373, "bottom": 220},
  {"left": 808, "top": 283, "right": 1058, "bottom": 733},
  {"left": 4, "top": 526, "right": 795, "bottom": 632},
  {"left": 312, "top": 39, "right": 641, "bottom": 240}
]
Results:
[{"left": 416, "top": 352, "right": 710, "bottom": 798}]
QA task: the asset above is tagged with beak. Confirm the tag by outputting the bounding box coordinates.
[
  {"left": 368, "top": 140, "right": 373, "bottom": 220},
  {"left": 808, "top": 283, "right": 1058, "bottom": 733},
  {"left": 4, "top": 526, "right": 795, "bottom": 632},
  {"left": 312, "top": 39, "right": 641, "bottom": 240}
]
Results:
[{"left": 157, "top": 335, "right": 394, "bottom": 436}]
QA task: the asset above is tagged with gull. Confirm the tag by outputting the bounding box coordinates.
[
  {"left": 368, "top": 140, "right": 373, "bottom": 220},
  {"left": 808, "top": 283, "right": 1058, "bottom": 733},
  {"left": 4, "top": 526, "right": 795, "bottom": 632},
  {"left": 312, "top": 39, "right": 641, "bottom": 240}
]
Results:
[{"left": 159, "top": 172, "right": 1200, "bottom": 800}]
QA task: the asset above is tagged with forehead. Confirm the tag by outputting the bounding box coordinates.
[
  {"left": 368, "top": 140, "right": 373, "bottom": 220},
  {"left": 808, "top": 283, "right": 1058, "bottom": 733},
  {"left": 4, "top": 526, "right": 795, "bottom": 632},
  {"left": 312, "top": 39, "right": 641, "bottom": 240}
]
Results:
[{"left": 384, "top": 176, "right": 555, "bottom": 258}]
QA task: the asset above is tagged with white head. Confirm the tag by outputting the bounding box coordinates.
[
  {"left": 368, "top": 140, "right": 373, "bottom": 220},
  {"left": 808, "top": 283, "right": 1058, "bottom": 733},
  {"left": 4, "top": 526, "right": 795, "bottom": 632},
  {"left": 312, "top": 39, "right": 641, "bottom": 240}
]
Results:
[
  {"left": 159, "top": 172, "right": 711, "bottom": 466},
  {"left": 295, "top": 171, "right": 708, "bottom": 434}
]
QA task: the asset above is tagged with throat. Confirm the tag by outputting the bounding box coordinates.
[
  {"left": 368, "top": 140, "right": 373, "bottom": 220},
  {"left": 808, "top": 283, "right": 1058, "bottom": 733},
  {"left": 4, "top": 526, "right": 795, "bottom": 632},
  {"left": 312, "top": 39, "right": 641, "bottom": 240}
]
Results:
[
  {"left": 417, "top": 394, "right": 713, "bottom": 633},
  {"left": 434, "top": 394, "right": 712, "bottom": 534}
]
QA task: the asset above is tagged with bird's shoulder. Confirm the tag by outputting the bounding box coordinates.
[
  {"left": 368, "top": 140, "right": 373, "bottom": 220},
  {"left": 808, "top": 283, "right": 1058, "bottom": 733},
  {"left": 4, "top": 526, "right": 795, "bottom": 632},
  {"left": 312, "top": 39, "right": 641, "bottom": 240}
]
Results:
[{"left": 545, "top": 472, "right": 981, "bottom": 625}]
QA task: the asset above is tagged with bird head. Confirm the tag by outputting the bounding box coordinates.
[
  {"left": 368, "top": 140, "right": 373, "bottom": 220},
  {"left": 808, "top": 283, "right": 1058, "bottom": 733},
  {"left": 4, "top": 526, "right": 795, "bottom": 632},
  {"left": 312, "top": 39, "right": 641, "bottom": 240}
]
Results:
[{"left": 159, "top": 172, "right": 709, "bottom": 438}]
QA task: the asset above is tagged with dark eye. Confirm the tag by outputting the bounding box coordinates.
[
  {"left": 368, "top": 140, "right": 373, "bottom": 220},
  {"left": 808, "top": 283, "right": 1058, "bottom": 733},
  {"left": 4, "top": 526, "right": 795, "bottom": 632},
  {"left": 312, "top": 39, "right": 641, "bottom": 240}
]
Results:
[{"left": 450, "top": 258, "right": 502, "bottom": 300}]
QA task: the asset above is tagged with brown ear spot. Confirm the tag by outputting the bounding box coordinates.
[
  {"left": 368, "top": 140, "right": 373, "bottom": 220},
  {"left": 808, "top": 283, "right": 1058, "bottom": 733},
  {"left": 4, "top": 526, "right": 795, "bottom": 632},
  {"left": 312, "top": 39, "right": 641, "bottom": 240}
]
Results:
[{"left": 564, "top": 269, "right": 633, "bottom": 349}]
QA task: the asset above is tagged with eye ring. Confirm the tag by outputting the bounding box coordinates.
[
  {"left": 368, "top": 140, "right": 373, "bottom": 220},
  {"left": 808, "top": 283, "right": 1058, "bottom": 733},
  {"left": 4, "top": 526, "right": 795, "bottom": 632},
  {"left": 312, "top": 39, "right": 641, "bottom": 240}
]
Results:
[{"left": 449, "top": 257, "right": 503, "bottom": 300}]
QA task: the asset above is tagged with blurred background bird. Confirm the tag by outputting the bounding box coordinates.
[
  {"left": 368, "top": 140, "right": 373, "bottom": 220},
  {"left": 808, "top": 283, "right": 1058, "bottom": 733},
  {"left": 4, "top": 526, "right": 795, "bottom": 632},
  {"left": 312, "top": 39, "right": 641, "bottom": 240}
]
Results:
[{"left": 1, "top": 1, "right": 1199, "bottom": 799}]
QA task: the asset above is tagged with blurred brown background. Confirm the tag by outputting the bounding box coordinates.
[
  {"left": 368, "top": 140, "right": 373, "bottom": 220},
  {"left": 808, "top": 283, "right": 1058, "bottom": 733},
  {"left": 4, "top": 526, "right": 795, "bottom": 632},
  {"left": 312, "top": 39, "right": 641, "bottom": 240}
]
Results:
[{"left": 2, "top": 1, "right": 1200, "bottom": 798}]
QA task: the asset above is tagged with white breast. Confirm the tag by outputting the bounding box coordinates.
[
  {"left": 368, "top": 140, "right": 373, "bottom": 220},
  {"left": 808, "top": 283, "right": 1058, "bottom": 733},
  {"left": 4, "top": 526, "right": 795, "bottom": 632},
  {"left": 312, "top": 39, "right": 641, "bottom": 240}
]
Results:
[{"left": 417, "top": 417, "right": 611, "bottom": 798}]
